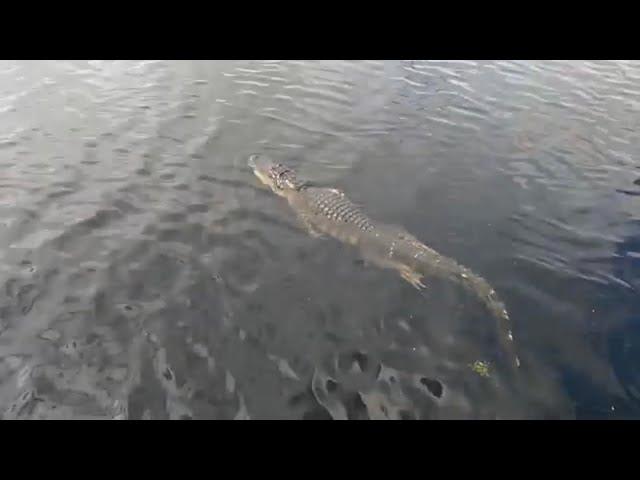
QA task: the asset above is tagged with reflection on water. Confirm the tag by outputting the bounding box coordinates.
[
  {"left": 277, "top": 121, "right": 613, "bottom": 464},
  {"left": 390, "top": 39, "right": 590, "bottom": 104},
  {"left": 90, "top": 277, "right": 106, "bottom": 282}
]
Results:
[{"left": 0, "top": 60, "right": 638, "bottom": 419}]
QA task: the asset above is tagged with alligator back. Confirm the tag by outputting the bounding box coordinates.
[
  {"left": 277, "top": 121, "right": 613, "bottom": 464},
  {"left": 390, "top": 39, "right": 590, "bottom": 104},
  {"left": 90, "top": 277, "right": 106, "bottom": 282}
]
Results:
[{"left": 288, "top": 187, "right": 375, "bottom": 244}]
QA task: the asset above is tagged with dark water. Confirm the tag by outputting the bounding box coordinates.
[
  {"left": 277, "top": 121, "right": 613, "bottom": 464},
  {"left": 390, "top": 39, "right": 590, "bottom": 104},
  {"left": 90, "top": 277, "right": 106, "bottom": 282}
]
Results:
[{"left": 1, "top": 60, "right": 639, "bottom": 419}]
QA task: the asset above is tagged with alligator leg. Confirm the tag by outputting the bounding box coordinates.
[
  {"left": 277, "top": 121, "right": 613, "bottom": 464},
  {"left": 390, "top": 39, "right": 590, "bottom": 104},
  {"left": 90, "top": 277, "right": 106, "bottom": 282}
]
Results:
[
  {"left": 296, "top": 213, "right": 325, "bottom": 238},
  {"left": 399, "top": 265, "right": 426, "bottom": 290}
]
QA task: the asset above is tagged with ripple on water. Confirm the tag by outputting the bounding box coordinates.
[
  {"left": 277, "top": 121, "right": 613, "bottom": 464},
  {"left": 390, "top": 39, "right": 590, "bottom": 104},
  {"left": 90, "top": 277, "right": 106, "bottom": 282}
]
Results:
[{"left": 0, "top": 60, "right": 638, "bottom": 418}]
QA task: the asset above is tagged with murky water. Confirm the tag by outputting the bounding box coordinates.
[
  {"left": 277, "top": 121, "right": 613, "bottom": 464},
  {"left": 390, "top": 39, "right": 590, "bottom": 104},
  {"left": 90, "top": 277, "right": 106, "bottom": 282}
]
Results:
[{"left": 0, "top": 60, "right": 639, "bottom": 419}]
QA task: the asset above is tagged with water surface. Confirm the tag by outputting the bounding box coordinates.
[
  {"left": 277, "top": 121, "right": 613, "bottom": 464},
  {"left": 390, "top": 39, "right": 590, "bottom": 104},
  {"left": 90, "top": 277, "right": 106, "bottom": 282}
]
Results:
[{"left": 0, "top": 60, "right": 639, "bottom": 419}]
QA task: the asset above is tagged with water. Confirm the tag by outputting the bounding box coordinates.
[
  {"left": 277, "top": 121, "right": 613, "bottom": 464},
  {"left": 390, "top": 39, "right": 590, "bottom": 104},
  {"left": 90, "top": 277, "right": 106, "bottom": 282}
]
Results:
[{"left": 0, "top": 60, "right": 638, "bottom": 419}]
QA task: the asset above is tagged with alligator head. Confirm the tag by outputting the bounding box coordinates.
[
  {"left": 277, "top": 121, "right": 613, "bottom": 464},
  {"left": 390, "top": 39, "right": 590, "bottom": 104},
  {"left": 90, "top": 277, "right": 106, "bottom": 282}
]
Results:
[{"left": 248, "top": 154, "right": 304, "bottom": 195}]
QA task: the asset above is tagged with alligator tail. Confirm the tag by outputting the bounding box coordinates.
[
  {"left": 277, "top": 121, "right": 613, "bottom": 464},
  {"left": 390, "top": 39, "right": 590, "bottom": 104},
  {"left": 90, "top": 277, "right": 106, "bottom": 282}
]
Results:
[{"left": 457, "top": 269, "right": 520, "bottom": 369}]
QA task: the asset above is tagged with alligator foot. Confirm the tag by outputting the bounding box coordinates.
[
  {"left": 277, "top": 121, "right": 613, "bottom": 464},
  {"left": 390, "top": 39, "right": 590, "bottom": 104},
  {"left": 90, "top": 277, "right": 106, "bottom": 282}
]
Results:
[
  {"left": 400, "top": 267, "right": 426, "bottom": 290},
  {"left": 307, "top": 225, "right": 325, "bottom": 238}
]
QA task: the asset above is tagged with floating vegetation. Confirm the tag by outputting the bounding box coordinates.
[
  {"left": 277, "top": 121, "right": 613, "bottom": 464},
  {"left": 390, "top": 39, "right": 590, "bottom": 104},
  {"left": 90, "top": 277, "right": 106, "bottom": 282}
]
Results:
[{"left": 469, "top": 360, "right": 490, "bottom": 377}]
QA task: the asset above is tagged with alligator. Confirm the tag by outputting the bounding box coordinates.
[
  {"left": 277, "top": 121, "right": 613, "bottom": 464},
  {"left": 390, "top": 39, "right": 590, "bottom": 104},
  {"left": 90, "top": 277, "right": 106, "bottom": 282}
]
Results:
[{"left": 248, "top": 154, "right": 520, "bottom": 368}]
